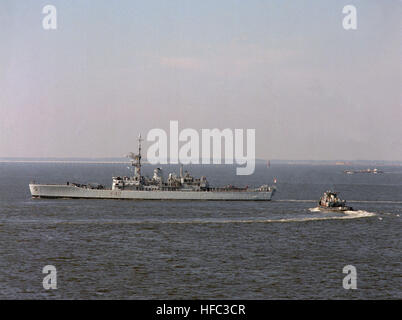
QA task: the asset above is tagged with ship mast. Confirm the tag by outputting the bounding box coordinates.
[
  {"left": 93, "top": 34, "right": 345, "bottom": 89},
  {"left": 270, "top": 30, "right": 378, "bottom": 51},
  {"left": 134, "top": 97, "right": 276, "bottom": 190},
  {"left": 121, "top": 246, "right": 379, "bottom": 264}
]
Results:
[{"left": 134, "top": 134, "right": 143, "bottom": 180}]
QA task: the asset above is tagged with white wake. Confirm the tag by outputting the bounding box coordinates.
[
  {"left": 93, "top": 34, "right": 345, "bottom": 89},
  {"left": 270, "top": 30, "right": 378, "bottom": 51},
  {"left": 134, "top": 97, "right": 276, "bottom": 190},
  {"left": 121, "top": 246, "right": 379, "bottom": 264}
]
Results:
[
  {"left": 152, "top": 209, "right": 377, "bottom": 224},
  {"left": 308, "top": 207, "right": 376, "bottom": 220}
]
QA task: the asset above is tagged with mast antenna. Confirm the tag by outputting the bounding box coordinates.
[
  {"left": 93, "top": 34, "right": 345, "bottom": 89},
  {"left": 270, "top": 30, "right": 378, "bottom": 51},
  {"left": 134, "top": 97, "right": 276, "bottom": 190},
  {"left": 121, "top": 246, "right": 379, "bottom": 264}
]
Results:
[
  {"left": 135, "top": 134, "right": 143, "bottom": 180},
  {"left": 138, "top": 133, "right": 143, "bottom": 158}
]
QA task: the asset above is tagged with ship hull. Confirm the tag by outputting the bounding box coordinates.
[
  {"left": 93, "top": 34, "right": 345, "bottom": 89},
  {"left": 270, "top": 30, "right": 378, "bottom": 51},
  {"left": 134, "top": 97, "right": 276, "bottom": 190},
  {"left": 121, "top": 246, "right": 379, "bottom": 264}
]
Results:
[{"left": 29, "top": 184, "right": 274, "bottom": 201}]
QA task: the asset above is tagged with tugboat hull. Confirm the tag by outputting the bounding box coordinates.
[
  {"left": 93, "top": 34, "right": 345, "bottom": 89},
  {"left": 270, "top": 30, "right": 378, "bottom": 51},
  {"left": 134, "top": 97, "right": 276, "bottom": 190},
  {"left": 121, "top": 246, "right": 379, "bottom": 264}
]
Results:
[{"left": 318, "top": 205, "right": 353, "bottom": 212}]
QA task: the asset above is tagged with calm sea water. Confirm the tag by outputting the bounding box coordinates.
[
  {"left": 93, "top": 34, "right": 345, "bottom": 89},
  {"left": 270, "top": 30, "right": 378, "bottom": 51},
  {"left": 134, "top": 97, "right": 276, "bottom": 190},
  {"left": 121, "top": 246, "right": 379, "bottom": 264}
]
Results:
[{"left": 0, "top": 163, "right": 400, "bottom": 299}]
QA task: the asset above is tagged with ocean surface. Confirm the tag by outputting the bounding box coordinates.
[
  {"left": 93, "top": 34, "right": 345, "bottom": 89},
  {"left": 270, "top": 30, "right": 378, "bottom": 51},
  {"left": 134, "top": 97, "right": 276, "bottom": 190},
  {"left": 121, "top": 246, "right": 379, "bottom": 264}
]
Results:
[{"left": 0, "top": 162, "right": 400, "bottom": 299}]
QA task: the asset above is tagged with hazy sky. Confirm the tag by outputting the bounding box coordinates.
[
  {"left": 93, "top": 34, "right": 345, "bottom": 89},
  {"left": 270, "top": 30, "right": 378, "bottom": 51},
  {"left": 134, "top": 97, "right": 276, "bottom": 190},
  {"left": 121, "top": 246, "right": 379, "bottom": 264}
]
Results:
[{"left": 0, "top": 0, "right": 401, "bottom": 160}]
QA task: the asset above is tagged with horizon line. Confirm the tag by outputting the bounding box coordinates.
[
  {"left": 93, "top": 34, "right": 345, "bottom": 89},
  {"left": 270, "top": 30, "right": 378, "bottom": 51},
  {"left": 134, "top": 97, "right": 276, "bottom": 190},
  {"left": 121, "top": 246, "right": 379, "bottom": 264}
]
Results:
[{"left": 1, "top": 157, "right": 402, "bottom": 164}]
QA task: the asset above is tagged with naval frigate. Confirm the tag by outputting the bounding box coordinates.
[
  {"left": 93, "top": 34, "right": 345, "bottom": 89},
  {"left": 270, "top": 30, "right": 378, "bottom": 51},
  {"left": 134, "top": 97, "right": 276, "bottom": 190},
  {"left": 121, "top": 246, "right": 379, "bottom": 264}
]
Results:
[{"left": 29, "top": 135, "right": 276, "bottom": 201}]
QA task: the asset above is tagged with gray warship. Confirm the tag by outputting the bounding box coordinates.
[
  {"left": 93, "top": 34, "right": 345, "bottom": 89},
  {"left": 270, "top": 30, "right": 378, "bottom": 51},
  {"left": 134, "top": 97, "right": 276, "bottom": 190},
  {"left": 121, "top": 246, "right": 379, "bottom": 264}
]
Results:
[
  {"left": 318, "top": 191, "right": 353, "bottom": 211},
  {"left": 29, "top": 135, "right": 276, "bottom": 201}
]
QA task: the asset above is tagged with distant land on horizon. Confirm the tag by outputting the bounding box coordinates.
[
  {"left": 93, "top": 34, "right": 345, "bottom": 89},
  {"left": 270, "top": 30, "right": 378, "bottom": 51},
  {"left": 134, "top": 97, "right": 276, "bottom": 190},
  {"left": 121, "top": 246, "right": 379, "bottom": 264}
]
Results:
[{"left": 1, "top": 157, "right": 402, "bottom": 166}]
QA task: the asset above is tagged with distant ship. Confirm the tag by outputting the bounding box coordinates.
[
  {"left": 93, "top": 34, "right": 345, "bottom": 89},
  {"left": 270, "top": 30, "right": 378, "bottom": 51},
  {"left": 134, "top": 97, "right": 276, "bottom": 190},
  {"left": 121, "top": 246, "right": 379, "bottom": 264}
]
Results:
[
  {"left": 318, "top": 191, "right": 353, "bottom": 212},
  {"left": 29, "top": 135, "right": 276, "bottom": 201},
  {"left": 344, "top": 168, "right": 384, "bottom": 174}
]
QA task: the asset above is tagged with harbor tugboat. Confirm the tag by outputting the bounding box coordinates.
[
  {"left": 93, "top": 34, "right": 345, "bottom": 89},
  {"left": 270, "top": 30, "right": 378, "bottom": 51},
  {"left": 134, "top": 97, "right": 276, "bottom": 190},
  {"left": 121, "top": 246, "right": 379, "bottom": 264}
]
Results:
[{"left": 318, "top": 191, "right": 353, "bottom": 212}]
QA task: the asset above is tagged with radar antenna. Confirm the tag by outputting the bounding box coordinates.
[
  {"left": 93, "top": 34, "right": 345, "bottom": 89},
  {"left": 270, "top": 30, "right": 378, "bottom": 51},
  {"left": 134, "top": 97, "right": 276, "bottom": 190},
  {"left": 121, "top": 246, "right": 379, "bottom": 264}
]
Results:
[{"left": 127, "top": 134, "right": 143, "bottom": 180}]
